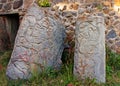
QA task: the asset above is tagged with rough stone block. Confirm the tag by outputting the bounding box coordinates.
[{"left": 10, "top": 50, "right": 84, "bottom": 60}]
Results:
[
  {"left": 6, "top": 3, "right": 66, "bottom": 79},
  {"left": 74, "top": 16, "right": 106, "bottom": 82},
  {"left": 0, "top": 0, "right": 7, "bottom": 3},
  {"left": 24, "top": 0, "right": 34, "bottom": 10},
  {"left": 3, "top": 3, "right": 11, "bottom": 10},
  {"left": 13, "top": 0, "right": 23, "bottom": 9}
]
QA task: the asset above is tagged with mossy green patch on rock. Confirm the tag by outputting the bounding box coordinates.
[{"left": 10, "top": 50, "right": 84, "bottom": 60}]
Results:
[{"left": 38, "top": 0, "right": 51, "bottom": 7}]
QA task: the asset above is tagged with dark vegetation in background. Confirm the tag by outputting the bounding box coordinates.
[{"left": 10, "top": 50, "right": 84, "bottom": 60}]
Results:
[{"left": 0, "top": 13, "right": 19, "bottom": 51}]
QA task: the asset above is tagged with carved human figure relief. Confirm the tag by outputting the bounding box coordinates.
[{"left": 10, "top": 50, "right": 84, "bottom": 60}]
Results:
[
  {"left": 6, "top": 4, "right": 66, "bottom": 79},
  {"left": 74, "top": 16, "right": 105, "bottom": 82}
]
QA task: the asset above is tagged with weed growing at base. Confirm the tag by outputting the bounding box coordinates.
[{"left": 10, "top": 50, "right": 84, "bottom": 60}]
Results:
[
  {"left": 38, "top": 0, "right": 51, "bottom": 7},
  {"left": 1, "top": 48, "right": 120, "bottom": 85}
]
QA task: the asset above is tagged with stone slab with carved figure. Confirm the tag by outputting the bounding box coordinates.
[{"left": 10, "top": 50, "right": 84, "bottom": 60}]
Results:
[
  {"left": 74, "top": 16, "right": 106, "bottom": 82},
  {"left": 6, "top": 3, "right": 66, "bottom": 79}
]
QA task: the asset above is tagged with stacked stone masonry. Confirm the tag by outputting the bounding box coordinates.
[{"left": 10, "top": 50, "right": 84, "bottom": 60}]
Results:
[
  {"left": 53, "top": 0, "right": 120, "bottom": 54},
  {"left": 0, "top": 0, "right": 34, "bottom": 15}
]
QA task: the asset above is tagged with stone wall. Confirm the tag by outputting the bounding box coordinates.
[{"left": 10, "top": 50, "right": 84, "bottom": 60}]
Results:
[
  {"left": 0, "top": 0, "right": 34, "bottom": 15},
  {"left": 53, "top": 0, "right": 113, "bottom": 3},
  {"left": 0, "top": 0, "right": 114, "bottom": 15}
]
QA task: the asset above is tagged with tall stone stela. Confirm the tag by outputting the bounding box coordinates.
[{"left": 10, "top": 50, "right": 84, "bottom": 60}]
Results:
[
  {"left": 74, "top": 16, "right": 106, "bottom": 82},
  {"left": 6, "top": 4, "right": 66, "bottom": 79}
]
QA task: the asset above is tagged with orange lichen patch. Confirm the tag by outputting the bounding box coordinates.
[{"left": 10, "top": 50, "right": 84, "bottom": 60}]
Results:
[
  {"left": 102, "top": 1, "right": 112, "bottom": 7},
  {"left": 53, "top": 2, "right": 80, "bottom": 11},
  {"left": 78, "top": 16, "right": 87, "bottom": 21},
  {"left": 114, "top": 0, "right": 120, "bottom": 6}
]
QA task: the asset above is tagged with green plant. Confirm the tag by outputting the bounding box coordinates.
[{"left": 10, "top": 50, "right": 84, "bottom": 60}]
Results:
[
  {"left": 0, "top": 69, "right": 7, "bottom": 86},
  {"left": 106, "top": 47, "right": 120, "bottom": 70},
  {"left": 0, "top": 50, "right": 12, "bottom": 67},
  {"left": 38, "top": 0, "right": 51, "bottom": 7},
  {"left": 2, "top": 47, "right": 120, "bottom": 85},
  {"left": 106, "top": 65, "right": 113, "bottom": 76}
]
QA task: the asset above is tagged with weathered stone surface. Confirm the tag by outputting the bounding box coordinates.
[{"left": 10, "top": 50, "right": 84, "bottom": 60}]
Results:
[
  {"left": 0, "top": 0, "right": 7, "bottom": 3},
  {"left": 0, "top": 4, "right": 2, "bottom": 10},
  {"left": 50, "top": 0, "right": 63, "bottom": 4},
  {"left": 53, "top": 2, "right": 80, "bottom": 11},
  {"left": 106, "top": 30, "right": 117, "bottom": 39},
  {"left": 105, "top": 11, "right": 120, "bottom": 53},
  {"left": 6, "top": 3, "right": 65, "bottom": 79},
  {"left": 24, "top": 0, "right": 34, "bottom": 10},
  {"left": 13, "top": 0, "right": 23, "bottom": 9},
  {"left": 3, "top": 3, "right": 11, "bottom": 10},
  {"left": 0, "top": 0, "right": 34, "bottom": 14},
  {"left": 115, "top": 42, "right": 120, "bottom": 53},
  {"left": 74, "top": 16, "right": 105, "bottom": 82},
  {"left": 0, "top": 0, "right": 117, "bottom": 82}
]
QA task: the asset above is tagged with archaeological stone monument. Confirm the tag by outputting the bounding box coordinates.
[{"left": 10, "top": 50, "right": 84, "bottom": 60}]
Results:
[
  {"left": 6, "top": 3, "right": 66, "bottom": 79},
  {"left": 0, "top": 0, "right": 114, "bottom": 83},
  {"left": 74, "top": 16, "right": 106, "bottom": 82}
]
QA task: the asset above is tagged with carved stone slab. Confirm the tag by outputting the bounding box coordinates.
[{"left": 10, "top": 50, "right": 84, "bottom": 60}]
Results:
[
  {"left": 6, "top": 4, "right": 66, "bottom": 79},
  {"left": 74, "top": 16, "right": 105, "bottom": 82}
]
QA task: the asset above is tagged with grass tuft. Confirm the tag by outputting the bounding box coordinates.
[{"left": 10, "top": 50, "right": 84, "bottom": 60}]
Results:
[{"left": 0, "top": 47, "right": 120, "bottom": 85}]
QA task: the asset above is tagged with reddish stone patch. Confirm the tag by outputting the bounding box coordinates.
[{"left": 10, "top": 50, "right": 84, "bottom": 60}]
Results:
[
  {"left": 3, "top": 3, "right": 11, "bottom": 10},
  {"left": 115, "top": 42, "right": 120, "bottom": 53},
  {"left": 24, "top": 0, "right": 34, "bottom": 10},
  {"left": 0, "top": 0, "right": 7, "bottom": 3},
  {"left": 0, "top": 64, "right": 3, "bottom": 71},
  {"left": 110, "top": 42, "right": 120, "bottom": 54},
  {"left": 67, "top": 84, "right": 74, "bottom": 86}
]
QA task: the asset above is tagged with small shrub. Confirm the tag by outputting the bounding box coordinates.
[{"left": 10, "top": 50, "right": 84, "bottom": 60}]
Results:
[
  {"left": 2, "top": 47, "right": 120, "bottom": 85},
  {"left": 0, "top": 50, "right": 12, "bottom": 67},
  {"left": 0, "top": 69, "right": 7, "bottom": 86},
  {"left": 106, "top": 65, "right": 113, "bottom": 76},
  {"left": 106, "top": 47, "right": 120, "bottom": 70},
  {"left": 38, "top": 0, "right": 51, "bottom": 7}
]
